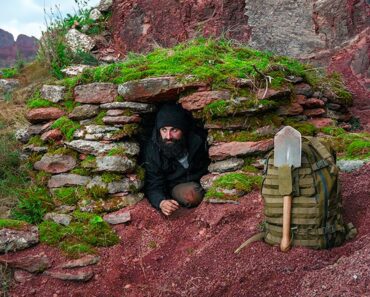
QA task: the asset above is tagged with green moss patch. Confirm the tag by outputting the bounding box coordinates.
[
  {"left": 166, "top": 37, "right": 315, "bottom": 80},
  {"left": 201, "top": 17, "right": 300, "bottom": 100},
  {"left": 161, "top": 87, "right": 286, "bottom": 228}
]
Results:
[
  {"left": 94, "top": 111, "right": 107, "bottom": 125},
  {"left": 107, "top": 147, "right": 126, "bottom": 156},
  {"left": 51, "top": 116, "right": 80, "bottom": 141},
  {"left": 209, "top": 130, "right": 273, "bottom": 143},
  {"left": 101, "top": 173, "right": 122, "bottom": 183},
  {"left": 111, "top": 124, "right": 140, "bottom": 138},
  {"left": 52, "top": 187, "right": 89, "bottom": 205},
  {"left": 27, "top": 135, "right": 44, "bottom": 146},
  {"left": 0, "top": 218, "right": 28, "bottom": 230},
  {"left": 81, "top": 155, "right": 97, "bottom": 168},
  {"left": 205, "top": 173, "right": 262, "bottom": 200},
  {"left": 284, "top": 119, "right": 317, "bottom": 136},
  {"left": 39, "top": 211, "right": 119, "bottom": 258}
]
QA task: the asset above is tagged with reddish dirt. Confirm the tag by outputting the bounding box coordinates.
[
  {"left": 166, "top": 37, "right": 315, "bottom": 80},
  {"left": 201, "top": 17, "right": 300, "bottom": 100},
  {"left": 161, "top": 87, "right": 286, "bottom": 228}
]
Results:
[{"left": 6, "top": 163, "right": 370, "bottom": 297}]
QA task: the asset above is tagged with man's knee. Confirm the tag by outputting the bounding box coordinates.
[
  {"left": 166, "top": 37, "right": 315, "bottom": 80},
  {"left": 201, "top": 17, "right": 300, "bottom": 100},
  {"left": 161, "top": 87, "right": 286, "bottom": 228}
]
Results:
[{"left": 171, "top": 182, "right": 204, "bottom": 207}]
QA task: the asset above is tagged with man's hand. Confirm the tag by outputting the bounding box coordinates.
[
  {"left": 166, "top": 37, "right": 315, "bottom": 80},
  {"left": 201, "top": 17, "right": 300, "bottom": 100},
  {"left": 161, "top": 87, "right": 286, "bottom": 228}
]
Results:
[{"left": 159, "top": 199, "right": 179, "bottom": 216}]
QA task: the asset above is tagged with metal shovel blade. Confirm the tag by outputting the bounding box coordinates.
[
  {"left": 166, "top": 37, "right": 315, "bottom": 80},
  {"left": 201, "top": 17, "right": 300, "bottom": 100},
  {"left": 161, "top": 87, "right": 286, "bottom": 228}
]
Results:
[{"left": 274, "top": 126, "right": 302, "bottom": 168}]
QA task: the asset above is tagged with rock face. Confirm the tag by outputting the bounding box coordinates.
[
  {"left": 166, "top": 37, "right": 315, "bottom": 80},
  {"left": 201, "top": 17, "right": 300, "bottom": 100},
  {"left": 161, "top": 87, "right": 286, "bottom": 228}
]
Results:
[
  {"left": 0, "top": 227, "right": 39, "bottom": 253},
  {"left": 26, "top": 108, "right": 65, "bottom": 123},
  {"left": 40, "top": 85, "right": 66, "bottom": 103},
  {"left": 112, "top": 0, "right": 249, "bottom": 54},
  {"left": 179, "top": 91, "right": 231, "bottom": 111},
  {"left": 0, "top": 253, "right": 51, "bottom": 273},
  {"left": 48, "top": 174, "right": 91, "bottom": 188},
  {"left": 65, "top": 29, "right": 95, "bottom": 52},
  {"left": 0, "top": 29, "right": 38, "bottom": 68}
]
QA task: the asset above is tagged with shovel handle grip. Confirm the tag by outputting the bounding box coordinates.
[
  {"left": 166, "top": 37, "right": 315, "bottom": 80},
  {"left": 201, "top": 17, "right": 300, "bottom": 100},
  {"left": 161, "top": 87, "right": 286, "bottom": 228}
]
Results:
[{"left": 280, "top": 195, "right": 292, "bottom": 252}]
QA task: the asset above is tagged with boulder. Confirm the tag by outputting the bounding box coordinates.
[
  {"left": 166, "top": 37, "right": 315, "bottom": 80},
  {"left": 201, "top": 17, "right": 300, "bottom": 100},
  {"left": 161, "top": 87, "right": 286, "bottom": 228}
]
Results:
[
  {"left": 0, "top": 226, "right": 39, "bottom": 253},
  {"left": 74, "top": 83, "right": 117, "bottom": 104},
  {"left": 26, "top": 108, "right": 65, "bottom": 123},
  {"left": 294, "top": 83, "right": 313, "bottom": 97},
  {"left": 209, "top": 139, "right": 274, "bottom": 160},
  {"left": 208, "top": 158, "right": 244, "bottom": 173},
  {"left": 44, "top": 213, "right": 72, "bottom": 226},
  {"left": 40, "top": 85, "right": 66, "bottom": 103},
  {"left": 69, "top": 104, "right": 99, "bottom": 120},
  {"left": 103, "top": 211, "right": 131, "bottom": 225},
  {"left": 40, "top": 129, "right": 63, "bottom": 142},
  {"left": 85, "top": 125, "right": 120, "bottom": 134},
  {"left": 179, "top": 90, "right": 231, "bottom": 111},
  {"left": 0, "top": 79, "right": 20, "bottom": 93},
  {"left": 0, "top": 253, "right": 50, "bottom": 273},
  {"left": 117, "top": 76, "right": 205, "bottom": 102},
  {"left": 100, "top": 101, "right": 156, "bottom": 113},
  {"left": 277, "top": 103, "right": 304, "bottom": 116},
  {"left": 65, "top": 140, "right": 140, "bottom": 156},
  {"left": 95, "top": 156, "right": 136, "bottom": 172},
  {"left": 48, "top": 174, "right": 91, "bottom": 188},
  {"left": 301, "top": 98, "right": 325, "bottom": 108},
  {"left": 65, "top": 29, "right": 95, "bottom": 52},
  {"left": 89, "top": 8, "right": 102, "bottom": 21},
  {"left": 337, "top": 160, "right": 367, "bottom": 173},
  {"left": 44, "top": 269, "right": 94, "bottom": 282},
  {"left": 303, "top": 108, "right": 326, "bottom": 117},
  {"left": 61, "top": 65, "right": 93, "bottom": 76},
  {"left": 60, "top": 255, "right": 100, "bottom": 269},
  {"left": 107, "top": 177, "right": 143, "bottom": 194},
  {"left": 34, "top": 154, "right": 76, "bottom": 174},
  {"left": 97, "top": 0, "right": 113, "bottom": 12},
  {"left": 308, "top": 118, "right": 334, "bottom": 128},
  {"left": 102, "top": 114, "right": 141, "bottom": 125}
]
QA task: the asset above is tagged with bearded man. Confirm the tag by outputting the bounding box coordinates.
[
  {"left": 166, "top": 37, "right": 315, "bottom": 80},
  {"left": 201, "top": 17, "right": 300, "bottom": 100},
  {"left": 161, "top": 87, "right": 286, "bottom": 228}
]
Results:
[{"left": 144, "top": 103, "right": 210, "bottom": 216}]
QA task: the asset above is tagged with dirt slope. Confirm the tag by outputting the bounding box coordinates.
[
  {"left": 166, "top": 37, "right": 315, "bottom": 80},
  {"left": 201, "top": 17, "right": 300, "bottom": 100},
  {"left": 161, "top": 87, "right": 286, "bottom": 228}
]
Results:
[{"left": 8, "top": 164, "right": 370, "bottom": 297}]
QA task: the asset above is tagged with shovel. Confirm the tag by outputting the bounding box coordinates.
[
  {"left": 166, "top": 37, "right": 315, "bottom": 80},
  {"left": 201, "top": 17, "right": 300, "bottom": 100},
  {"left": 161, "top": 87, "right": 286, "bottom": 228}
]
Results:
[{"left": 274, "top": 126, "right": 301, "bottom": 252}]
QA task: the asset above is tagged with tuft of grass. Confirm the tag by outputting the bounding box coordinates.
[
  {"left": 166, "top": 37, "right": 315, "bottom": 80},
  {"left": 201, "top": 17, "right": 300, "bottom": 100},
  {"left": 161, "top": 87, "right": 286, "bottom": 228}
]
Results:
[
  {"left": 52, "top": 187, "right": 89, "bottom": 205},
  {"left": 11, "top": 186, "right": 54, "bottom": 224},
  {"left": 51, "top": 116, "right": 80, "bottom": 141},
  {"left": 27, "top": 90, "right": 57, "bottom": 109},
  {"left": 81, "top": 155, "right": 96, "bottom": 168},
  {"left": 107, "top": 147, "right": 126, "bottom": 156},
  {"left": 94, "top": 111, "right": 107, "bottom": 125}
]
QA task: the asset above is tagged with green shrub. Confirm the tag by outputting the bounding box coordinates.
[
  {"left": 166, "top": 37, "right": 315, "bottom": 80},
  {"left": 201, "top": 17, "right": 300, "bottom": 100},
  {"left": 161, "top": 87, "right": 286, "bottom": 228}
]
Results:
[{"left": 0, "top": 68, "right": 18, "bottom": 78}]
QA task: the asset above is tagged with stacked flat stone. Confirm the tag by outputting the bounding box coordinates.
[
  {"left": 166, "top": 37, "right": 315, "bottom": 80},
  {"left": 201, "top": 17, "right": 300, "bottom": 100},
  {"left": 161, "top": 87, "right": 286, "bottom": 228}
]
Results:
[
  {"left": 21, "top": 75, "right": 353, "bottom": 208},
  {"left": 21, "top": 82, "right": 157, "bottom": 213}
]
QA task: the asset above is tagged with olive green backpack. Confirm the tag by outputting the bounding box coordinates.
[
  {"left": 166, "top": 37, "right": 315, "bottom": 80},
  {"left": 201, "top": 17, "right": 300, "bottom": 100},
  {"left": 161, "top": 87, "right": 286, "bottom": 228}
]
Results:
[{"left": 260, "top": 136, "right": 356, "bottom": 249}]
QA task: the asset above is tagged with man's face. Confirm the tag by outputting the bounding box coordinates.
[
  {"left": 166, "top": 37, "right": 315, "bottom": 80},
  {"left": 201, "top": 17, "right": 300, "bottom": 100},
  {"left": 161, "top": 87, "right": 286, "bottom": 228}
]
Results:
[{"left": 159, "top": 126, "right": 183, "bottom": 143}]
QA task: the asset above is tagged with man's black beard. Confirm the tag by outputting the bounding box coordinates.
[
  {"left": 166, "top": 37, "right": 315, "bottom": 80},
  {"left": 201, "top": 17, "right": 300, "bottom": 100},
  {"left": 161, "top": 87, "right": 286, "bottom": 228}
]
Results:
[{"left": 158, "top": 136, "right": 187, "bottom": 159}]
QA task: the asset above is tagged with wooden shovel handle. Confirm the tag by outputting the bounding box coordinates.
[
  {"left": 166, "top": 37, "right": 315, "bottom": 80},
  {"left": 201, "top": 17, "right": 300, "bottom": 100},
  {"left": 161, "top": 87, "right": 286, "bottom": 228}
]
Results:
[{"left": 280, "top": 195, "right": 292, "bottom": 252}]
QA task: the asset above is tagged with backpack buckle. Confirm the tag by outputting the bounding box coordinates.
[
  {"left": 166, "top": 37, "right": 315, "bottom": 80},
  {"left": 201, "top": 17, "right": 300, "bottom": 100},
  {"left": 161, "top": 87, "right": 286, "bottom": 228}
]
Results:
[{"left": 312, "top": 159, "right": 329, "bottom": 171}]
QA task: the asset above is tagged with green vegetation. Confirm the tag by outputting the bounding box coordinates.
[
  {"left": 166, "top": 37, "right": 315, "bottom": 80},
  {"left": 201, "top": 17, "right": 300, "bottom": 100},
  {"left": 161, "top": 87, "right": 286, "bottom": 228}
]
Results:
[
  {"left": 48, "top": 147, "right": 78, "bottom": 158},
  {"left": 11, "top": 186, "right": 54, "bottom": 224},
  {"left": 101, "top": 173, "right": 122, "bottom": 183},
  {"left": 88, "top": 185, "right": 109, "bottom": 200},
  {"left": 135, "top": 166, "right": 145, "bottom": 181},
  {"left": 0, "top": 67, "right": 18, "bottom": 78},
  {"left": 37, "top": 0, "right": 110, "bottom": 78},
  {"left": 70, "top": 167, "right": 91, "bottom": 176},
  {"left": 111, "top": 124, "right": 140, "bottom": 139},
  {"left": 27, "top": 91, "right": 57, "bottom": 109},
  {"left": 51, "top": 116, "right": 80, "bottom": 141},
  {"left": 35, "top": 171, "right": 52, "bottom": 186},
  {"left": 0, "top": 133, "right": 30, "bottom": 210},
  {"left": 284, "top": 119, "right": 317, "bottom": 136},
  {"left": 320, "top": 129, "right": 370, "bottom": 160},
  {"left": 107, "top": 147, "right": 126, "bottom": 156},
  {"left": 0, "top": 218, "right": 27, "bottom": 230},
  {"left": 81, "top": 155, "right": 96, "bottom": 168},
  {"left": 52, "top": 187, "right": 89, "bottom": 205},
  {"left": 208, "top": 129, "right": 273, "bottom": 143},
  {"left": 27, "top": 135, "right": 44, "bottom": 146},
  {"left": 205, "top": 173, "right": 262, "bottom": 200},
  {"left": 39, "top": 211, "right": 119, "bottom": 258},
  {"left": 94, "top": 111, "right": 107, "bottom": 125}
]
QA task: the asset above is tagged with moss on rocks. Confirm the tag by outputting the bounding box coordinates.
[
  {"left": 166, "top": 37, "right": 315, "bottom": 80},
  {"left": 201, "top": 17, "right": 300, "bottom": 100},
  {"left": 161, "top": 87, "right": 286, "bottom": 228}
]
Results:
[{"left": 51, "top": 116, "right": 80, "bottom": 141}]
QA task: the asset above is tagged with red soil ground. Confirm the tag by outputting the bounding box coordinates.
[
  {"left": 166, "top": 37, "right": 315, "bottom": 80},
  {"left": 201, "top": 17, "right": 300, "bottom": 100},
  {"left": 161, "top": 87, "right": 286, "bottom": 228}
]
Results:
[{"left": 7, "top": 163, "right": 370, "bottom": 297}]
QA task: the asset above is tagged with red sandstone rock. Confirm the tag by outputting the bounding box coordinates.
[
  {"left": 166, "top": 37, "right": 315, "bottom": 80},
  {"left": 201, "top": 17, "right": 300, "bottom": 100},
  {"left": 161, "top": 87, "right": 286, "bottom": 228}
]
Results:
[
  {"left": 209, "top": 139, "right": 274, "bottom": 161},
  {"left": 60, "top": 255, "right": 100, "bottom": 269},
  {"left": 301, "top": 98, "right": 325, "bottom": 108},
  {"left": 0, "top": 253, "right": 50, "bottom": 273},
  {"left": 40, "top": 129, "right": 63, "bottom": 142},
  {"left": 308, "top": 118, "right": 334, "bottom": 129},
  {"left": 102, "top": 114, "right": 141, "bottom": 125},
  {"left": 295, "top": 94, "right": 307, "bottom": 105},
  {"left": 44, "top": 269, "right": 94, "bottom": 282},
  {"left": 277, "top": 103, "right": 304, "bottom": 116},
  {"left": 303, "top": 108, "right": 326, "bottom": 117},
  {"left": 26, "top": 108, "right": 65, "bottom": 124},
  {"left": 34, "top": 154, "right": 77, "bottom": 174},
  {"left": 112, "top": 0, "right": 249, "bottom": 55},
  {"left": 117, "top": 76, "right": 206, "bottom": 103},
  {"left": 179, "top": 90, "right": 231, "bottom": 111},
  {"left": 294, "top": 83, "right": 313, "bottom": 97},
  {"left": 74, "top": 83, "right": 117, "bottom": 104}
]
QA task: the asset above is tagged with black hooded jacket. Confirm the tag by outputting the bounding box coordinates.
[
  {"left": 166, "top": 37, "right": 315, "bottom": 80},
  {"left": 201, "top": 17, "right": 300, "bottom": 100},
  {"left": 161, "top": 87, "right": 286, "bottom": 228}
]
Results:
[{"left": 144, "top": 125, "right": 210, "bottom": 210}]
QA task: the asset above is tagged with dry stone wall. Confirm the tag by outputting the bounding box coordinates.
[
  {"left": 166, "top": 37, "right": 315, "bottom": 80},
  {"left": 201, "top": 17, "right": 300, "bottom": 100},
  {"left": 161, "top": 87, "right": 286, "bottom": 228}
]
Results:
[{"left": 19, "top": 74, "right": 353, "bottom": 212}]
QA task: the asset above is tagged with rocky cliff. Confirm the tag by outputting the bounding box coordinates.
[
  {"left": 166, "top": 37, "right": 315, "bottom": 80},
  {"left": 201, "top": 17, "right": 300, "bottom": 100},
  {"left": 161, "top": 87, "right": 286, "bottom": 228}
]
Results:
[{"left": 0, "top": 29, "right": 38, "bottom": 68}]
